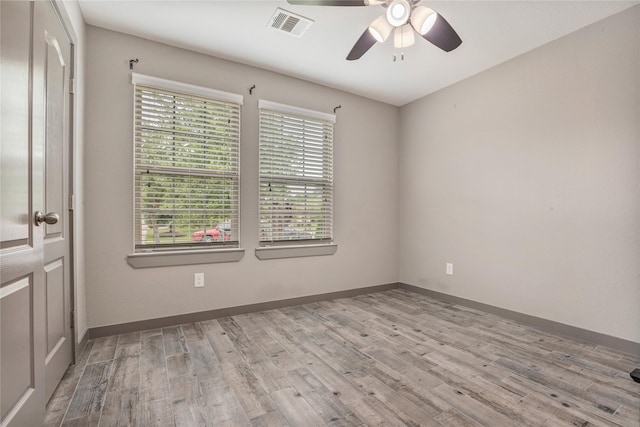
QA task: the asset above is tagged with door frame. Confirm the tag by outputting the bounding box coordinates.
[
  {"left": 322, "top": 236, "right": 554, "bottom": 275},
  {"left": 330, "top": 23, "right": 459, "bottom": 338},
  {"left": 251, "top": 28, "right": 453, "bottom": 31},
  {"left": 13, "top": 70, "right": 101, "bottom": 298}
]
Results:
[{"left": 50, "top": 0, "right": 79, "bottom": 364}]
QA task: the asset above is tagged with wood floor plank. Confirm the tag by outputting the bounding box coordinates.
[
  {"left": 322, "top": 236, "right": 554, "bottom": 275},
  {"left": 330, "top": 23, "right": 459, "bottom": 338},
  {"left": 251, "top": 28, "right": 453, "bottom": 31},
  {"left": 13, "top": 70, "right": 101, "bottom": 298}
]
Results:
[
  {"left": 470, "top": 326, "right": 555, "bottom": 362},
  {"left": 362, "top": 362, "right": 450, "bottom": 418},
  {"left": 108, "top": 349, "right": 140, "bottom": 391},
  {"left": 579, "top": 347, "right": 640, "bottom": 377},
  {"left": 201, "top": 319, "right": 241, "bottom": 364},
  {"left": 168, "top": 375, "right": 208, "bottom": 426},
  {"left": 137, "top": 397, "right": 175, "bottom": 426},
  {"left": 99, "top": 386, "right": 139, "bottom": 427},
  {"left": 114, "top": 342, "right": 141, "bottom": 360},
  {"left": 324, "top": 324, "right": 374, "bottom": 350},
  {"left": 166, "top": 352, "right": 196, "bottom": 380},
  {"left": 138, "top": 367, "right": 171, "bottom": 403},
  {"left": 48, "top": 290, "right": 640, "bottom": 427},
  {"left": 139, "top": 331, "right": 171, "bottom": 403},
  {"left": 217, "top": 316, "right": 263, "bottom": 360},
  {"left": 64, "top": 380, "right": 109, "bottom": 422},
  {"left": 434, "top": 408, "right": 482, "bottom": 427},
  {"left": 199, "top": 376, "right": 251, "bottom": 426},
  {"left": 285, "top": 367, "right": 325, "bottom": 395},
  {"left": 363, "top": 346, "right": 439, "bottom": 387},
  {"left": 586, "top": 379, "right": 640, "bottom": 409},
  {"left": 117, "top": 331, "right": 141, "bottom": 347},
  {"left": 87, "top": 335, "right": 119, "bottom": 364},
  {"left": 345, "top": 397, "right": 406, "bottom": 426},
  {"left": 503, "top": 373, "right": 628, "bottom": 426},
  {"left": 162, "top": 326, "right": 188, "bottom": 356},
  {"left": 44, "top": 395, "right": 75, "bottom": 427},
  {"left": 257, "top": 336, "right": 302, "bottom": 372},
  {"left": 217, "top": 316, "right": 291, "bottom": 394},
  {"left": 185, "top": 338, "right": 223, "bottom": 381},
  {"left": 140, "top": 333, "right": 166, "bottom": 371},
  {"left": 60, "top": 413, "right": 101, "bottom": 426},
  {"left": 140, "top": 328, "right": 163, "bottom": 338},
  {"left": 233, "top": 316, "right": 305, "bottom": 378},
  {"left": 423, "top": 348, "right": 505, "bottom": 384},
  {"left": 181, "top": 322, "right": 206, "bottom": 342},
  {"left": 270, "top": 387, "right": 325, "bottom": 426},
  {"left": 310, "top": 340, "right": 374, "bottom": 377},
  {"left": 611, "top": 404, "right": 640, "bottom": 426},
  {"left": 517, "top": 393, "right": 601, "bottom": 426},
  {"left": 221, "top": 359, "right": 278, "bottom": 419},
  {"left": 250, "top": 312, "right": 309, "bottom": 361},
  {"left": 430, "top": 382, "right": 515, "bottom": 426},
  {"left": 46, "top": 364, "right": 85, "bottom": 410},
  {"left": 45, "top": 340, "right": 97, "bottom": 427},
  {"left": 299, "top": 388, "right": 362, "bottom": 426},
  {"left": 65, "top": 360, "right": 114, "bottom": 420},
  {"left": 428, "top": 365, "right": 547, "bottom": 426},
  {"left": 352, "top": 375, "right": 443, "bottom": 426},
  {"left": 494, "top": 356, "right": 623, "bottom": 416},
  {"left": 298, "top": 352, "right": 366, "bottom": 404},
  {"left": 249, "top": 410, "right": 291, "bottom": 427},
  {"left": 230, "top": 314, "right": 274, "bottom": 345},
  {"left": 248, "top": 357, "right": 291, "bottom": 394}
]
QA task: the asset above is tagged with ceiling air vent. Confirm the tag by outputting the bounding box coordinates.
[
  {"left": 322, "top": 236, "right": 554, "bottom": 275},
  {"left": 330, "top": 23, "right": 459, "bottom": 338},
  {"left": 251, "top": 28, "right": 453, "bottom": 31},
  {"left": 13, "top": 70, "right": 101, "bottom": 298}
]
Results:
[{"left": 268, "top": 8, "right": 313, "bottom": 38}]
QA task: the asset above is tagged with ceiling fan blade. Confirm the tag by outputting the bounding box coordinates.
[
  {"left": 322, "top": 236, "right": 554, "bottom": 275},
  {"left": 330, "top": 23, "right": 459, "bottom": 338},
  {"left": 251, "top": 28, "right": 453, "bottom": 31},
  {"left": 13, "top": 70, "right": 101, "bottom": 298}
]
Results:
[
  {"left": 347, "top": 29, "right": 377, "bottom": 60},
  {"left": 287, "top": 0, "right": 368, "bottom": 6},
  {"left": 421, "top": 13, "right": 462, "bottom": 52}
]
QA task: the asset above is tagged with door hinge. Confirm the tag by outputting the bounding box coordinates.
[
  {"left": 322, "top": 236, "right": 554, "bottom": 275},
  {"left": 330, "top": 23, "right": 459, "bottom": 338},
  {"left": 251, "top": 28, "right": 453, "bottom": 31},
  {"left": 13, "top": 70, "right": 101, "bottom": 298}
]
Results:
[
  {"left": 69, "top": 78, "right": 76, "bottom": 94},
  {"left": 69, "top": 194, "right": 75, "bottom": 211},
  {"left": 70, "top": 310, "right": 75, "bottom": 328}
]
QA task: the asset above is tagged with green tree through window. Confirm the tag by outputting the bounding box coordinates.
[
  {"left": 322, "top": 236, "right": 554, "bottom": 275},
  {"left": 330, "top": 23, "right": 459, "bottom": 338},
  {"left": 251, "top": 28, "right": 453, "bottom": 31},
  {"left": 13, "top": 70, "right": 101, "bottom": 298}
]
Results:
[
  {"left": 133, "top": 79, "right": 241, "bottom": 251},
  {"left": 258, "top": 100, "right": 334, "bottom": 245}
]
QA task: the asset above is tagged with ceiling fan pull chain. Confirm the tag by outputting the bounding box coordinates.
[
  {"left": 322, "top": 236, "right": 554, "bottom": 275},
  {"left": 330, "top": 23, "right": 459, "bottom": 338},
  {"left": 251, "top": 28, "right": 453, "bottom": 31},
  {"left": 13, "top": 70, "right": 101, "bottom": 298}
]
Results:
[{"left": 392, "top": 51, "right": 405, "bottom": 62}]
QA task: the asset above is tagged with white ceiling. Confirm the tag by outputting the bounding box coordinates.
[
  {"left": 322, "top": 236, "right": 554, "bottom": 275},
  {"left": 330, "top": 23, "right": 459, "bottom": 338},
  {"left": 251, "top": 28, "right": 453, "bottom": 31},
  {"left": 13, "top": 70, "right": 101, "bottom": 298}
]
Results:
[{"left": 77, "top": 1, "right": 637, "bottom": 106}]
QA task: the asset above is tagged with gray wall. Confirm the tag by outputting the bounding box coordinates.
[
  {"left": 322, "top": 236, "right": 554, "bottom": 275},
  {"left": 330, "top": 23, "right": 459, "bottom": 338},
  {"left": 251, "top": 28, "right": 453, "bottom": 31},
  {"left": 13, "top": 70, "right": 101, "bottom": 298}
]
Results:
[
  {"left": 85, "top": 7, "right": 640, "bottom": 345},
  {"left": 399, "top": 7, "right": 640, "bottom": 343},
  {"left": 84, "top": 27, "right": 399, "bottom": 328}
]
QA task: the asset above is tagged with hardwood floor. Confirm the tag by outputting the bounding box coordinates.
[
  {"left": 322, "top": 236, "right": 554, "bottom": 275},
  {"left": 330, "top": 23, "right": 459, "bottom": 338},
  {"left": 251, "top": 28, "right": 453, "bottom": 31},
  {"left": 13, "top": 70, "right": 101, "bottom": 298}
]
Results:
[{"left": 44, "top": 289, "right": 640, "bottom": 426}]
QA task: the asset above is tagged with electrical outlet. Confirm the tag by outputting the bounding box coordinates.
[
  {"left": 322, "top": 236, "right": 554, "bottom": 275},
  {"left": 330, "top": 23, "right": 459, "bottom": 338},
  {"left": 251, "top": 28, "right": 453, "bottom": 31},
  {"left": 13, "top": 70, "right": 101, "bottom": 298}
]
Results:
[
  {"left": 194, "top": 273, "right": 204, "bottom": 288},
  {"left": 446, "top": 263, "right": 453, "bottom": 275}
]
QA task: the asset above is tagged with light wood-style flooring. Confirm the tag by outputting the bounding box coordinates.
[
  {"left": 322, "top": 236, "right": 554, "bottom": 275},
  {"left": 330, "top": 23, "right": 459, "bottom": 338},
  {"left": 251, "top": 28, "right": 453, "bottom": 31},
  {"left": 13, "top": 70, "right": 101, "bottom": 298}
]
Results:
[{"left": 44, "top": 289, "right": 640, "bottom": 426}]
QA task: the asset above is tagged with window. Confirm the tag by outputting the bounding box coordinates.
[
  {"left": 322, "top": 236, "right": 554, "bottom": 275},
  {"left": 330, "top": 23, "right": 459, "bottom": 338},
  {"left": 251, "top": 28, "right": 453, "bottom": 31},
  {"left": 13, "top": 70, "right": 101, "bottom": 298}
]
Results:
[
  {"left": 132, "top": 74, "right": 242, "bottom": 253},
  {"left": 258, "top": 100, "right": 335, "bottom": 246}
]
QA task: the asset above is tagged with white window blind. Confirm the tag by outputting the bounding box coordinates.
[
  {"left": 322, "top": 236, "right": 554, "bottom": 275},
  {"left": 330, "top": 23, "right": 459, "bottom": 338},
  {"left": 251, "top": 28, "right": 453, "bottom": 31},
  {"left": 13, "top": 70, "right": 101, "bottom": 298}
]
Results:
[
  {"left": 258, "top": 100, "right": 335, "bottom": 245},
  {"left": 132, "top": 75, "right": 241, "bottom": 251}
]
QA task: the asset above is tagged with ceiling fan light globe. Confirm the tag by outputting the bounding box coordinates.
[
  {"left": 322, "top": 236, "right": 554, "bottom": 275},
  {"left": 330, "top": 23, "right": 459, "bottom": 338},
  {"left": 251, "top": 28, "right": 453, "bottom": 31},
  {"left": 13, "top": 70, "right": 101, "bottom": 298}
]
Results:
[
  {"left": 386, "top": 0, "right": 411, "bottom": 27},
  {"left": 368, "top": 15, "right": 392, "bottom": 42},
  {"left": 411, "top": 6, "right": 438, "bottom": 35},
  {"left": 390, "top": 3, "right": 405, "bottom": 19},
  {"left": 393, "top": 24, "right": 415, "bottom": 48}
]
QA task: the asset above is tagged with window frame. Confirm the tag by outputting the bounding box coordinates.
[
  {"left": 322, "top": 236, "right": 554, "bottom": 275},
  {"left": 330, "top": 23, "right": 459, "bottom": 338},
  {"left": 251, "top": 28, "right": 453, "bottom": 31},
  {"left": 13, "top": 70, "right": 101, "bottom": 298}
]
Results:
[
  {"left": 256, "top": 99, "right": 336, "bottom": 258},
  {"left": 128, "top": 74, "right": 244, "bottom": 266}
]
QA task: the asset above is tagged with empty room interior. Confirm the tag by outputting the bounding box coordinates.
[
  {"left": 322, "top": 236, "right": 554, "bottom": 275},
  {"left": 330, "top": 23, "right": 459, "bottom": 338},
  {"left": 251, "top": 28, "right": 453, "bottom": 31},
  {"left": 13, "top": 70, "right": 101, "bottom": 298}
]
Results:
[{"left": 1, "top": 0, "right": 639, "bottom": 426}]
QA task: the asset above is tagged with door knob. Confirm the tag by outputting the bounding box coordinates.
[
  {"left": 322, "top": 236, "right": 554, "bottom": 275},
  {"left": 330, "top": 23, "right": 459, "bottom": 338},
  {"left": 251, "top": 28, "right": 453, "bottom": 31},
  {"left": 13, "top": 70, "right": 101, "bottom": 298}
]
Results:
[{"left": 35, "top": 211, "right": 59, "bottom": 226}]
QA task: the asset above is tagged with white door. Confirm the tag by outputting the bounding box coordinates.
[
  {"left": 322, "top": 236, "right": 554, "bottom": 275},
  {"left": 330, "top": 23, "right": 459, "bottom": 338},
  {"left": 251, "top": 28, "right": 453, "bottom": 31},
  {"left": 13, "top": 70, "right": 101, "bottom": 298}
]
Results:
[
  {"left": 34, "top": 0, "right": 74, "bottom": 401},
  {"left": 0, "top": 1, "right": 73, "bottom": 425}
]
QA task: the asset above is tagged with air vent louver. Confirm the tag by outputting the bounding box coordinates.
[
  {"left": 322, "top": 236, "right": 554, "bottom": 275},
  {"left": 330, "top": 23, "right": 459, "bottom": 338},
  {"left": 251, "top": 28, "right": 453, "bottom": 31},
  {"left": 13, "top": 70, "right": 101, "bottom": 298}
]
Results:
[{"left": 268, "top": 8, "right": 313, "bottom": 38}]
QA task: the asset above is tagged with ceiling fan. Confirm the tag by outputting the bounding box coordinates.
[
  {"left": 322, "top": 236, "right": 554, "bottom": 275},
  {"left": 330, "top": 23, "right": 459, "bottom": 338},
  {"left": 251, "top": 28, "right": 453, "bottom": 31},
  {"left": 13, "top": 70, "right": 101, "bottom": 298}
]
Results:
[{"left": 287, "top": 0, "right": 462, "bottom": 60}]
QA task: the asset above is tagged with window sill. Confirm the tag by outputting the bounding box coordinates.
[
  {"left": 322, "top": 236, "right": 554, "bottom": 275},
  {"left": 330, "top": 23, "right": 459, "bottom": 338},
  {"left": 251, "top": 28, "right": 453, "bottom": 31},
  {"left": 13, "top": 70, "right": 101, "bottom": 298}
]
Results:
[
  {"left": 255, "top": 243, "right": 337, "bottom": 260},
  {"left": 127, "top": 248, "right": 245, "bottom": 268}
]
